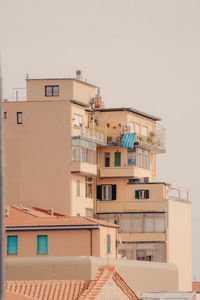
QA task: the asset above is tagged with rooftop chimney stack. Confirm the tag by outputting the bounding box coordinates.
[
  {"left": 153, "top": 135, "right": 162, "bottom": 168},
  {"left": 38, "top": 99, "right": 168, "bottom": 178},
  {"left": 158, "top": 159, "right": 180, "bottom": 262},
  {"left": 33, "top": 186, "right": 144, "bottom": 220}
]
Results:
[{"left": 76, "top": 70, "right": 82, "bottom": 81}]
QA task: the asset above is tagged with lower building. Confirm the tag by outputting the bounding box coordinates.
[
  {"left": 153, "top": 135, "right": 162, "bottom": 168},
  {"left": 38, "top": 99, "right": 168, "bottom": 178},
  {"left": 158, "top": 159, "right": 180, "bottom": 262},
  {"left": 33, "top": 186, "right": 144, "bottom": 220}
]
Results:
[{"left": 5, "top": 206, "right": 118, "bottom": 258}]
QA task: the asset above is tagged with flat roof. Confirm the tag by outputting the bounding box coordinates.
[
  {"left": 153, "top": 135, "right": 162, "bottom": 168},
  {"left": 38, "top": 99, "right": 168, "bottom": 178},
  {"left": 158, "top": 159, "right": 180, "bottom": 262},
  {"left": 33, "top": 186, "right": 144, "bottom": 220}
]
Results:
[
  {"left": 94, "top": 107, "right": 161, "bottom": 121},
  {"left": 26, "top": 78, "right": 98, "bottom": 88}
]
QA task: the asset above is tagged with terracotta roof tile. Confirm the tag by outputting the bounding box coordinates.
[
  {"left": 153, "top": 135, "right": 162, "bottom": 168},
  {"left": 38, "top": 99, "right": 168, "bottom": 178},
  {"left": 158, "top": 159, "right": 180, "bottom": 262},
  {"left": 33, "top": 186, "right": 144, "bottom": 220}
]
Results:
[
  {"left": 192, "top": 282, "right": 200, "bottom": 291},
  {"left": 5, "top": 265, "right": 138, "bottom": 300},
  {"left": 5, "top": 206, "right": 118, "bottom": 228}
]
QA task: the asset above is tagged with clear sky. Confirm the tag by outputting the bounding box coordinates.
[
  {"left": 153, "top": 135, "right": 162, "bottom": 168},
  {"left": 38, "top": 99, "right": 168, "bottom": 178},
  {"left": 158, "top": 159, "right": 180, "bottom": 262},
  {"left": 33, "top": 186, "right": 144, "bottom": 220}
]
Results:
[{"left": 1, "top": 0, "right": 200, "bottom": 279}]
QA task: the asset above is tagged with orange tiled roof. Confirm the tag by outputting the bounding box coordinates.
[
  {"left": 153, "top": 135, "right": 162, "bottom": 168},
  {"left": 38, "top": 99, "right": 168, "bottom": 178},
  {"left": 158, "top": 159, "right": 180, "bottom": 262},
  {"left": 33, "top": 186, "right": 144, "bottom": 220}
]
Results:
[
  {"left": 5, "top": 265, "right": 139, "bottom": 300},
  {"left": 5, "top": 206, "right": 118, "bottom": 229},
  {"left": 192, "top": 282, "right": 200, "bottom": 291}
]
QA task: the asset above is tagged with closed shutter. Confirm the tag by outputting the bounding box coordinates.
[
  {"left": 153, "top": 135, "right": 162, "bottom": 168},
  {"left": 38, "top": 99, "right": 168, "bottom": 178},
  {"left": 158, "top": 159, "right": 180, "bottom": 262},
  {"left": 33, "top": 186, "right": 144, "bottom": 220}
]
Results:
[
  {"left": 114, "top": 152, "right": 121, "bottom": 167},
  {"left": 7, "top": 236, "right": 18, "bottom": 255},
  {"left": 96, "top": 185, "right": 102, "bottom": 200},
  {"left": 112, "top": 185, "right": 117, "bottom": 200},
  {"left": 107, "top": 234, "right": 111, "bottom": 254},
  {"left": 37, "top": 236, "right": 48, "bottom": 254},
  {"left": 145, "top": 190, "right": 149, "bottom": 199},
  {"left": 135, "top": 190, "right": 140, "bottom": 199}
]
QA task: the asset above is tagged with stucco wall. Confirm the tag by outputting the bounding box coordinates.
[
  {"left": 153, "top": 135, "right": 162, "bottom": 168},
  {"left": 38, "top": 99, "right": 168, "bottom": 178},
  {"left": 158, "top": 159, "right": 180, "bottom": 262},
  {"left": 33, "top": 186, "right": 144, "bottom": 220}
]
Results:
[
  {"left": 5, "top": 256, "right": 179, "bottom": 292},
  {"left": 167, "top": 199, "right": 192, "bottom": 291},
  {"left": 27, "top": 79, "right": 96, "bottom": 104},
  {"left": 4, "top": 100, "right": 72, "bottom": 215},
  {"left": 5, "top": 227, "right": 117, "bottom": 259}
]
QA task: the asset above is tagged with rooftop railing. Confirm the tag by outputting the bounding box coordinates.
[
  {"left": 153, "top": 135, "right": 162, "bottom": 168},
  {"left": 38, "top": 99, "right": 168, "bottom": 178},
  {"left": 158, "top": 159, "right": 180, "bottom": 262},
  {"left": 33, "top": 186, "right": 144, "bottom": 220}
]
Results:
[{"left": 168, "top": 186, "right": 190, "bottom": 202}]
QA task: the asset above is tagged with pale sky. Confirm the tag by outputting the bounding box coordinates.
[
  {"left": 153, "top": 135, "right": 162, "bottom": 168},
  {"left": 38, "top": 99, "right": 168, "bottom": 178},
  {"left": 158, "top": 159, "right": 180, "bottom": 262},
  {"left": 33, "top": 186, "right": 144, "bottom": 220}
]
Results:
[{"left": 1, "top": 0, "right": 200, "bottom": 279}]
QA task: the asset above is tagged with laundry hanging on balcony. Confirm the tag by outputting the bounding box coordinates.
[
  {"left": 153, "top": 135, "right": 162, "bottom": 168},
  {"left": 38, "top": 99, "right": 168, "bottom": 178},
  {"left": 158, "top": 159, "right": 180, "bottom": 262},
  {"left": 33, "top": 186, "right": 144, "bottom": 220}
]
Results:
[{"left": 120, "top": 133, "right": 136, "bottom": 149}]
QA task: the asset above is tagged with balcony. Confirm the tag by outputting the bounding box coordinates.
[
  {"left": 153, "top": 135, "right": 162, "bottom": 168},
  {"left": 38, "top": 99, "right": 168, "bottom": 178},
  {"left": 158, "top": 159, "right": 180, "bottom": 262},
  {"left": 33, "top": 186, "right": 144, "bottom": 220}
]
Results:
[
  {"left": 100, "top": 166, "right": 151, "bottom": 179},
  {"left": 71, "top": 161, "right": 97, "bottom": 176},
  {"left": 106, "top": 124, "right": 166, "bottom": 153},
  {"left": 71, "top": 126, "right": 107, "bottom": 145}
]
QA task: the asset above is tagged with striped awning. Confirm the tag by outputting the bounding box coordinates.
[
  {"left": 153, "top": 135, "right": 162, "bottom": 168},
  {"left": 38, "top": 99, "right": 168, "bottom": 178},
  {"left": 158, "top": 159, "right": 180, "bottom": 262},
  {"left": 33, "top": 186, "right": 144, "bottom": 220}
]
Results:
[{"left": 120, "top": 133, "right": 136, "bottom": 149}]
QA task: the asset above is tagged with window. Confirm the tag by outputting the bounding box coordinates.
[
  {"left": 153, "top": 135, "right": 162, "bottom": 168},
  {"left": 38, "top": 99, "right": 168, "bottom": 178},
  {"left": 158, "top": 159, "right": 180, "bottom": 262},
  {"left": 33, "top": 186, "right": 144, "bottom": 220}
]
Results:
[
  {"left": 85, "top": 177, "right": 93, "bottom": 198},
  {"left": 98, "top": 213, "right": 118, "bottom": 225},
  {"left": 37, "top": 235, "right": 48, "bottom": 254},
  {"left": 114, "top": 152, "right": 121, "bottom": 167},
  {"left": 45, "top": 85, "right": 59, "bottom": 96},
  {"left": 135, "top": 124, "right": 140, "bottom": 134},
  {"left": 144, "top": 213, "right": 165, "bottom": 233},
  {"left": 17, "top": 112, "right": 23, "bottom": 124},
  {"left": 71, "top": 139, "right": 96, "bottom": 165},
  {"left": 77, "top": 180, "right": 80, "bottom": 197},
  {"left": 104, "top": 152, "right": 110, "bottom": 167},
  {"left": 136, "top": 243, "right": 165, "bottom": 262},
  {"left": 118, "top": 242, "right": 165, "bottom": 262},
  {"left": 136, "top": 148, "right": 150, "bottom": 169},
  {"left": 141, "top": 126, "right": 148, "bottom": 137},
  {"left": 127, "top": 149, "right": 136, "bottom": 166},
  {"left": 107, "top": 234, "right": 111, "bottom": 254},
  {"left": 85, "top": 207, "right": 93, "bottom": 217},
  {"left": 4, "top": 112, "right": 7, "bottom": 119},
  {"left": 135, "top": 189, "right": 149, "bottom": 199},
  {"left": 7, "top": 236, "right": 18, "bottom": 255},
  {"left": 74, "top": 114, "right": 83, "bottom": 127},
  {"left": 96, "top": 185, "right": 116, "bottom": 201},
  {"left": 120, "top": 213, "right": 142, "bottom": 233}
]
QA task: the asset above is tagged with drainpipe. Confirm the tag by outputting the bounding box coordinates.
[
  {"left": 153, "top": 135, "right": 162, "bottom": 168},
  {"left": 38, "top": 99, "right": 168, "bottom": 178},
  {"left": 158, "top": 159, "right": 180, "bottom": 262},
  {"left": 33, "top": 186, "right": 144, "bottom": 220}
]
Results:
[{"left": 90, "top": 229, "right": 93, "bottom": 256}]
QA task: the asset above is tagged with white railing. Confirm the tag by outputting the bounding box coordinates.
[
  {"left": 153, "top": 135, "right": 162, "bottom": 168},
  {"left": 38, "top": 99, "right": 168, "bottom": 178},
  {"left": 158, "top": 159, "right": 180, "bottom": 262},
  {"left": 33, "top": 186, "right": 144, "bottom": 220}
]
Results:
[
  {"left": 169, "top": 186, "right": 189, "bottom": 202},
  {"left": 72, "top": 126, "right": 107, "bottom": 144}
]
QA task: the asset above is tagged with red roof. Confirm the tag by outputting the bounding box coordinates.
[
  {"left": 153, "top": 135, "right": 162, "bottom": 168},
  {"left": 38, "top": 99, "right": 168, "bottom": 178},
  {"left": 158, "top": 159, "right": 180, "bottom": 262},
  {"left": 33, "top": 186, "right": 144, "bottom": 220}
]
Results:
[
  {"left": 5, "top": 206, "right": 118, "bottom": 229},
  {"left": 5, "top": 265, "right": 138, "bottom": 300},
  {"left": 192, "top": 282, "right": 200, "bottom": 291}
]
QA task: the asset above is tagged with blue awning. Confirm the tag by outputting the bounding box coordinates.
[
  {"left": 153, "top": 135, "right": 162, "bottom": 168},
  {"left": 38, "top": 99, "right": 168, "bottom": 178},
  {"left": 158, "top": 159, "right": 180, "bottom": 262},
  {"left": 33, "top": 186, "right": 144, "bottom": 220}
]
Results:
[{"left": 120, "top": 133, "right": 136, "bottom": 149}]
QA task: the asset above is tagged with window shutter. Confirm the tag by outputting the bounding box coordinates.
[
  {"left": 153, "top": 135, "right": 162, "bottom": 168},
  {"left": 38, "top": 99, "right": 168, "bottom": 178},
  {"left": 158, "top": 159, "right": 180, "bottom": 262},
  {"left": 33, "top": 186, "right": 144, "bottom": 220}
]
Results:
[
  {"left": 96, "top": 185, "right": 102, "bottom": 200},
  {"left": 135, "top": 190, "right": 140, "bottom": 199},
  {"left": 112, "top": 185, "right": 117, "bottom": 200},
  {"left": 145, "top": 190, "right": 149, "bottom": 199},
  {"left": 107, "top": 234, "right": 111, "bottom": 254},
  {"left": 114, "top": 152, "right": 121, "bottom": 167}
]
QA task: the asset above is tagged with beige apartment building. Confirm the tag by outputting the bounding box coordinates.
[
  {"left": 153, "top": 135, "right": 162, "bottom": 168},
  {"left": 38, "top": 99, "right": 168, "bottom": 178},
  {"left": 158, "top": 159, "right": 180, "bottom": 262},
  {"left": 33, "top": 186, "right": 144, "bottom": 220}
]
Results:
[{"left": 3, "top": 71, "right": 192, "bottom": 290}]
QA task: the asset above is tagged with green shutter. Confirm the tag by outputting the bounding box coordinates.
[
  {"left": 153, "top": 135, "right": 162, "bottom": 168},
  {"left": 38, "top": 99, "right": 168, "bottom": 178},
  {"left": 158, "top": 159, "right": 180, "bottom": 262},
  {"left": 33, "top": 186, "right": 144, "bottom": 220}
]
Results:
[
  {"left": 145, "top": 190, "right": 149, "bottom": 199},
  {"left": 114, "top": 152, "right": 121, "bottom": 167},
  {"left": 96, "top": 185, "right": 102, "bottom": 200},
  {"left": 107, "top": 234, "right": 111, "bottom": 254},
  {"left": 38, "top": 235, "right": 48, "bottom": 254},
  {"left": 135, "top": 190, "right": 139, "bottom": 199},
  {"left": 7, "top": 236, "right": 18, "bottom": 255},
  {"left": 112, "top": 185, "right": 117, "bottom": 200}
]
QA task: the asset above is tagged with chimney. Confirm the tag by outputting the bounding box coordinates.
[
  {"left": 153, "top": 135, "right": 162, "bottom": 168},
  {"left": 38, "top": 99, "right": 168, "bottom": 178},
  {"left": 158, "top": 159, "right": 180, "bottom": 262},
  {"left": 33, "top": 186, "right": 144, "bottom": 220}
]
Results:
[
  {"left": 48, "top": 209, "right": 54, "bottom": 216},
  {"left": 5, "top": 208, "right": 9, "bottom": 217},
  {"left": 76, "top": 70, "right": 82, "bottom": 81},
  {"left": 93, "top": 88, "right": 104, "bottom": 108}
]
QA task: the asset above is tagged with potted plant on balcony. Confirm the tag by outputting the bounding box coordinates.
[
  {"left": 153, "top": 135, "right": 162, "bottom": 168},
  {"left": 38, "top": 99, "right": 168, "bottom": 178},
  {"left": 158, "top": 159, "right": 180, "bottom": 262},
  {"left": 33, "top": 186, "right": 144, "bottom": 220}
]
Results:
[{"left": 107, "top": 135, "right": 112, "bottom": 143}]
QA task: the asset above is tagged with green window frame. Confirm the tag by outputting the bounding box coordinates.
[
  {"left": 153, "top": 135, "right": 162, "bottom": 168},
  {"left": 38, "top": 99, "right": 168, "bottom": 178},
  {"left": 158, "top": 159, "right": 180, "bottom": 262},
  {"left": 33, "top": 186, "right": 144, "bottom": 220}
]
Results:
[
  {"left": 114, "top": 152, "right": 121, "bottom": 167},
  {"left": 37, "top": 235, "right": 48, "bottom": 255},
  {"left": 7, "top": 236, "right": 18, "bottom": 255},
  {"left": 135, "top": 189, "right": 149, "bottom": 199},
  {"left": 107, "top": 234, "right": 111, "bottom": 254}
]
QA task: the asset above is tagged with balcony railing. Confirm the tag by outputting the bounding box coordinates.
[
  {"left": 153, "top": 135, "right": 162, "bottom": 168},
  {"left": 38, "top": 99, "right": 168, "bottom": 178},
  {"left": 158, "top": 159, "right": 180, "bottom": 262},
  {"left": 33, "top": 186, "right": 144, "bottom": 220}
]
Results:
[
  {"left": 168, "top": 186, "right": 189, "bottom": 202},
  {"left": 72, "top": 126, "right": 107, "bottom": 145},
  {"left": 106, "top": 124, "right": 166, "bottom": 152}
]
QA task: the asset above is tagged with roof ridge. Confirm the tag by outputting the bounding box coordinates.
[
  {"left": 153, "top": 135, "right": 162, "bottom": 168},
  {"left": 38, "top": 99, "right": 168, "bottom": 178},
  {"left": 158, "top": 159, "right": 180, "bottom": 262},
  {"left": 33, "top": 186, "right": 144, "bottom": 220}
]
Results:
[{"left": 112, "top": 271, "right": 139, "bottom": 300}]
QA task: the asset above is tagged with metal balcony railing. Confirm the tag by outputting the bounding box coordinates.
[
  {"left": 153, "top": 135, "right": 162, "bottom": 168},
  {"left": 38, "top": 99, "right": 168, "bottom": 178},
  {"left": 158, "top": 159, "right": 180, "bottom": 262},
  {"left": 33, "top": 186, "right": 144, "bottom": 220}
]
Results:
[
  {"left": 72, "top": 126, "right": 107, "bottom": 144},
  {"left": 106, "top": 124, "right": 166, "bottom": 151}
]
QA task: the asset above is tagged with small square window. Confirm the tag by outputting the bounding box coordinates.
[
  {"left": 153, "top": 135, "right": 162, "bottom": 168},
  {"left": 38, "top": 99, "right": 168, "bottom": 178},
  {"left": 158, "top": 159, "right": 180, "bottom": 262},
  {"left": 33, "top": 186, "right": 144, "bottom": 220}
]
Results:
[
  {"left": 17, "top": 112, "right": 22, "bottom": 124},
  {"left": 7, "top": 236, "right": 18, "bottom": 255},
  {"left": 45, "top": 85, "right": 59, "bottom": 97},
  {"left": 37, "top": 235, "right": 48, "bottom": 254}
]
